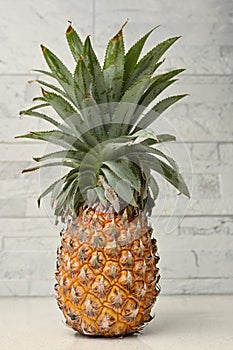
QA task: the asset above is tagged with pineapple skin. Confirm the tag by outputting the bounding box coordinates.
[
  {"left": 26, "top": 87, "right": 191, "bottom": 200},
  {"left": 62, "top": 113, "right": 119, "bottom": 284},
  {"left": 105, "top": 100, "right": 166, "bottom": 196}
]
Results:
[{"left": 55, "top": 206, "right": 160, "bottom": 337}]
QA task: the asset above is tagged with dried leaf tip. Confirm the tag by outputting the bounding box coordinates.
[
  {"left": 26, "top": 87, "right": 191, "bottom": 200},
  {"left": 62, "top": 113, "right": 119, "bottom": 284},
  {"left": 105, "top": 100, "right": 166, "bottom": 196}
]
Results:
[
  {"left": 33, "top": 156, "right": 41, "bottom": 162},
  {"left": 66, "top": 24, "right": 73, "bottom": 34},
  {"left": 40, "top": 44, "right": 46, "bottom": 52},
  {"left": 112, "top": 19, "right": 128, "bottom": 41},
  {"left": 37, "top": 196, "right": 41, "bottom": 208},
  {"left": 41, "top": 87, "right": 48, "bottom": 95},
  {"left": 22, "top": 166, "right": 39, "bottom": 174}
]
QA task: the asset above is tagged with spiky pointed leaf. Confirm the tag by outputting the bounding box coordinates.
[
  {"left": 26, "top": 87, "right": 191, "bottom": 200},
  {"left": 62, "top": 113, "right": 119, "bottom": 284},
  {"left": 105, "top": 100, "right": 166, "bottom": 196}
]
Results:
[
  {"left": 103, "top": 23, "right": 126, "bottom": 102},
  {"left": 103, "top": 159, "right": 141, "bottom": 191},
  {"left": 66, "top": 24, "right": 84, "bottom": 62},
  {"left": 36, "top": 79, "right": 68, "bottom": 99},
  {"left": 136, "top": 94, "right": 188, "bottom": 129},
  {"left": 109, "top": 77, "right": 151, "bottom": 138},
  {"left": 33, "top": 150, "right": 84, "bottom": 163},
  {"left": 125, "top": 36, "right": 181, "bottom": 90},
  {"left": 138, "top": 153, "right": 190, "bottom": 197},
  {"left": 124, "top": 26, "right": 159, "bottom": 82},
  {"left": 15, "top": 130, "right": 89, "bottom": 152},
  {"left": 83, "top": 36, "right": 108, "bottom": 105},
  {"left": 149, "top": 175, "right": 159, "bottom": 200},
  {"left": 40, "top": 45, "right": 75, "bottom": 102},
  {"left": 140, "top": 79, "right": 177, "bottom": 107},
  {"left": 38, "top": 176, "right": 66, "bottom": 208},
  {"left": 22, "top": 160, "right": 77, "bottom": 174}
]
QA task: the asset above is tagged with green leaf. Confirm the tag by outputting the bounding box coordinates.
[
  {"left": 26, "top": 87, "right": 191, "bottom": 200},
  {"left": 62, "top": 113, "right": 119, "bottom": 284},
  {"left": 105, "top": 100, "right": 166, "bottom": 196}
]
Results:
[
  {"left": 124, "top": 26, "right": 159, "bottom": 82},
  {"left": 103, "top": 23, "right": 126, "bottom": 102},
  {"left": 33, "top": 150, "right": 84, "bottom": 163},
  {"left": 83, "top": 36, "right": 108, "bottom": 105},
  {"left": 66, "top": 24, "right": 84, "bottom": 62},
  {"left": 152, "top": 134, "right": 176, "bottom": 143},
  {"left": 33, "top": 69, "right": 55, "bottom": 78},
  {"left": 137, "top": 153, "right": 190, "bottom": 198},
  {"left": 22, "top": 160, "right": 77, "bottom": 174},
  {"left": 40, "top": 45, "right": 75, "bottom": 102},
  {"left": 93, "top": 186, "right": 107, "bottom": 206},
  {"left": 37, "top": 175, "right": 66, "bottom": 207},
  {"left": 139, "top": 79, "right": 177, "bottom": 107},
  {"left": 149, "top": 175, "right": 159, "bottom": 200},
  {"left": 138, "top": 68, "right": 185, "bottom": 109},
  {"left": 15, "top": 130, "right": 89, "bottom": 152},
  {"left": 136, "top": 94, "right": 188, "bottom": 129},
  {"left": 19, "top": 107, "right": 77, "bottom": 136},
  {"left": 69, "top": 181, "right": 82, "bottom": 213},
  {"left": 151, "top": 68, "right": 185, "bottom": 83},
  {"left": 73, "top": 57, "right": 106, "bottom": 142},
  {"left": 42, "top": 90, "right": 77, "bottom": 125},
  {"left": 41, "top": 90, "right": 97, "bottom": 146},
  {"left": 78, "top": 149, "right": 101, "bottom": 196},
  {"left": 19, "top": 103, "right": 50, "bottom": 113},
  {"left": 74, "top": 56, "right": 92, "bottom": 105},
  {"left": 36, "top": 79, "right": 68, "bottom": 99},
  {"left": 127, "top": 142, "right": 179, "bottom": 170},
  {"left": 130, "top": 129, "right": 160, "bottom": 143},
  {"left": 109, "top": 77, "right": 151, "bottom": 138},
  {"left": 125, "top": 36, "right": 181, "bottom": 90},
  {"left": 101, "top": 166, "right": 137, "bottom": 206},
  {"left": 103, "top": 159, "right": 141, "bottom": 191}
]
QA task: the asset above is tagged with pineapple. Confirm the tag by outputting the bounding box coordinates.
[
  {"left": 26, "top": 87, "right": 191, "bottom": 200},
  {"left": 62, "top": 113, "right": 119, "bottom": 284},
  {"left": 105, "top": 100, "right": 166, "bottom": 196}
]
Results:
[{"left": 16, "top": 21, "right": 190, "bottom": 337}]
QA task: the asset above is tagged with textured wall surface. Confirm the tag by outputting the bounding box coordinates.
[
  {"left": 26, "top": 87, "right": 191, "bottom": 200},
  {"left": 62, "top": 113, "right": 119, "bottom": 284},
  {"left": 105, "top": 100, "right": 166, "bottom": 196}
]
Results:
[{"left": 0, "top": 0, "right": 232, "bottom": 296}]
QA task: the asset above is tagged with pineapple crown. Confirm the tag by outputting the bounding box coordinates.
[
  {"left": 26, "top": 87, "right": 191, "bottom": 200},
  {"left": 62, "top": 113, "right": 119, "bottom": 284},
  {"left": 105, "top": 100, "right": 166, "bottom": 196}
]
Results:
[{"left": 16, "top": 21, "right": 190, "bottom": 221}]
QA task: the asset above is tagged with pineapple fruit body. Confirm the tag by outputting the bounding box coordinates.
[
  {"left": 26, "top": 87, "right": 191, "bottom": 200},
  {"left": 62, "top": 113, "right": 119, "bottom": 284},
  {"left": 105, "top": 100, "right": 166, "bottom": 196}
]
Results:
[{"left": 55, "top": 206, "right": 160, "bottom": 337}]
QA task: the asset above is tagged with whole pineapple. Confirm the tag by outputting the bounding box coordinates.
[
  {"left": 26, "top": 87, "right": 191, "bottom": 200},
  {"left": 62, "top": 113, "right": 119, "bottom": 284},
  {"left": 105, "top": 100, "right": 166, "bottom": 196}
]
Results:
[{"left": 17, "top": 21, "right": 189, "bottom": 337}]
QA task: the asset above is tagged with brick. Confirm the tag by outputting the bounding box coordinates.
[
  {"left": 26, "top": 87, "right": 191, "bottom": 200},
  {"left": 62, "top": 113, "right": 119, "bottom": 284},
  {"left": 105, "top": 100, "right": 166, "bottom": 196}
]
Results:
[
  {"left": 159, "top": 250, "right": 198, "bottom": 278},
  {"left": 0, "top": 161, "right": 32, "bottom": 179},
  {"left": 191, "top": 174, "right": 221, "bottom": 199},
  {"left": 0, "top": 218, "right": 59, "bottom": 237},
  {"left": 0, "top": 199, "right": 26, "bottom": 217},
  {"left": 153, "top": 193, "right": 233, "bottom": 216},
  {"left": 161, "top": 278, "right": 233, "bottom": 295},
  {"left": 157, "top": 143, "right": 219, "bottom": 174},
  {"left": 0, "top": 179, "right": 39, "bottom": 199},
  {"left": 219, "top": 143, "right": 233, "bottom": 164},
  {"left": 26, "top": 197, "right": 51, "bottom": 218},
  {"left": 0, "top": 0, "right": 94, "bottom": 74},
  {"left": 220, "top": 46, "right": 233, "bottom": 73},
  {"left": 0, "top": 75, "right": 39, "bottom": 118},
  {"left": 221, "top": 171, "right": 233, "bottom": 199},
  {"left": 0, "top": 118, "right": 42, "bottom": 143},
  {"left": 0, "top": 251, "right": 56, "bottom": 279},
  {"left": 0, "top": 144, "right": 43, "bottom": 161},
  {"left": 157, "top": 233, "right": 233, "bottom": 252},
  {"left": 29, "top": 279, "right": 56, "bottom": 296},
  {"left": 151, "top": 101, "right": 233, "bottom": 142},
  {"left": 3, "top": 237, "right": 59, "bottom": 251},
  {"left": 169, "top": 75, "right": 233, "bottom": 103},
  {"left": 0, "top": 279, "right": 29, "bottom": 296},
  {"left": 159, "top": 249, "right": 233, "bottom": 278}
]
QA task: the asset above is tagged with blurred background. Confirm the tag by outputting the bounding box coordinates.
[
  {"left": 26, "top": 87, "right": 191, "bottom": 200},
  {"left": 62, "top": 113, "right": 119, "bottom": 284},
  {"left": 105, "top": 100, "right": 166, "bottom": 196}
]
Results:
[{"left": 0, "top": 0, "right": 232, "bottom": 296}]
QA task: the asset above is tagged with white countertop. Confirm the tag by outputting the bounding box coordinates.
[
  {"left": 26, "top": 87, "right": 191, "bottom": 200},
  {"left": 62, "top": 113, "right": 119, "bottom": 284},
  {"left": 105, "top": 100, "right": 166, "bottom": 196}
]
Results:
[{"left": 0, "top": 295, "right": 232, "bottom": 350}]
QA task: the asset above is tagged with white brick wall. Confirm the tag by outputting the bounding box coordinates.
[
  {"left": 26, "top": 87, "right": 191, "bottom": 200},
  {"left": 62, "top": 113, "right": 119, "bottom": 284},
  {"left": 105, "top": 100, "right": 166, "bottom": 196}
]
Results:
[{"left": 0, "top": 0, "right": 232, "bottom": 296}]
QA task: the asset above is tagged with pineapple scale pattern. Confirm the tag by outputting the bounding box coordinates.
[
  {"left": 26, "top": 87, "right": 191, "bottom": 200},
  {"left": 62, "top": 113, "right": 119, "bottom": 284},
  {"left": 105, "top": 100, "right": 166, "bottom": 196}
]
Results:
[{"left": 55, "top": 206, "right": 160, "bottom": 337}]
